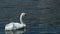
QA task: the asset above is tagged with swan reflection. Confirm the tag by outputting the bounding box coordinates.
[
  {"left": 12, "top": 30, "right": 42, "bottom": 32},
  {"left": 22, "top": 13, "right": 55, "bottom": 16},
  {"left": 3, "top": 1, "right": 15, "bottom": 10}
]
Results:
[{"left": 5, "top": 29, "right": 26, "bottom": 34}]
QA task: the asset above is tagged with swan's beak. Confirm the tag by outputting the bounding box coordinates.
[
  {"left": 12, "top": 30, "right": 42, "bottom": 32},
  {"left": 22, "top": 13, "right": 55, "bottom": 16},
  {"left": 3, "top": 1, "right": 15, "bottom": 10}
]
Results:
[{"left": 25, "top": 14, "right": 27, "bottom": 16}]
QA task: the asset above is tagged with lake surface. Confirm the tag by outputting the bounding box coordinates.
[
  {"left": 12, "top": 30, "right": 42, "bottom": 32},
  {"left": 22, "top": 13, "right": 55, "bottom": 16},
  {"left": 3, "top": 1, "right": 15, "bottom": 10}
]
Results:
[{"left": 0, "top": 0, "right": 60, "bottom": 34}]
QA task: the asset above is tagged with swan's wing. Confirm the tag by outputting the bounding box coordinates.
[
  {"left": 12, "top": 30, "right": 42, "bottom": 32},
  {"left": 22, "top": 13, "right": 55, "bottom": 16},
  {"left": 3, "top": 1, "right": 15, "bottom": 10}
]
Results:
[{"left": 13, "top": 23, "right": 24, "bottom": 29}]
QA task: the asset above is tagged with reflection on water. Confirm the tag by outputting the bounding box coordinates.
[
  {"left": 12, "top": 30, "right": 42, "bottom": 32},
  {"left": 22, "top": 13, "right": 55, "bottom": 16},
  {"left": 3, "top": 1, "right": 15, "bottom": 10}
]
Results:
[{"left": 5, "top": 29, "right": 26, "bottom": 34}]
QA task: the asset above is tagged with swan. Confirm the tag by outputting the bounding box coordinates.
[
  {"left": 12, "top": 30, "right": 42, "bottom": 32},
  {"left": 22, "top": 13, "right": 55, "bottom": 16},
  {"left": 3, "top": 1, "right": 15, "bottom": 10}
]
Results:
[{"left": 5, "top": 13, "right": 27, "bottom": 30}]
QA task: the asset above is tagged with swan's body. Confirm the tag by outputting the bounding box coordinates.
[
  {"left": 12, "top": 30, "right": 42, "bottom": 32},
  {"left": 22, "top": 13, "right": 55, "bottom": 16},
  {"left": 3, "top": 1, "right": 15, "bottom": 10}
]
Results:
[
  {"left": 5, "top": 22, "right": 26, "bottom": 30},
  {"left": 5, "top": 13, "right": 26, "bottom": 30}
]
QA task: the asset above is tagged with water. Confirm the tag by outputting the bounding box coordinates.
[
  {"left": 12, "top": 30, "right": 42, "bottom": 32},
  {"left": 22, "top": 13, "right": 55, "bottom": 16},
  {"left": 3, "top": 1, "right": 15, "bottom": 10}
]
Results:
[{"left": 0, "top": 0, "right": 60, "bottom": 34}]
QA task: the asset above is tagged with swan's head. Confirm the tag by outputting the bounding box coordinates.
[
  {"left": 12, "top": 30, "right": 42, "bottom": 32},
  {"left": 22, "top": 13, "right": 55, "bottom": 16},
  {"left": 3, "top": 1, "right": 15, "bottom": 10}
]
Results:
[{"left": 21, "top": 13, "right": 27, "bottom": 16}]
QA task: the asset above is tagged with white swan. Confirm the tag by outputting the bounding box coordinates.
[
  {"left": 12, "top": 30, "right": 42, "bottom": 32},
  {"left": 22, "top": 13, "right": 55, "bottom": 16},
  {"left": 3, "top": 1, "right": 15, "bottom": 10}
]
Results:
[{"left": 5, "top": 13, "right": 26, "bottom": 30}]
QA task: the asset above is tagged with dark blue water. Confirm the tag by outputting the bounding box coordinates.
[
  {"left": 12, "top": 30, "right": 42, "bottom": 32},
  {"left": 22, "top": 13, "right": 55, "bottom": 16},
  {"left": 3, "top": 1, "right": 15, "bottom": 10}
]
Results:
[{"left": 0, "top": 0, "right": 60, "bottom": 34}]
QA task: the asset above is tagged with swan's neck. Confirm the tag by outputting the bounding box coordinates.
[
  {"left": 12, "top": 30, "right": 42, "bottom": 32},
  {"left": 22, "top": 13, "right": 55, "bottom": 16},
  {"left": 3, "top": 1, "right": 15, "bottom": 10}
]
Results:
[{"left": 20, "top": 15, "right": 23, "bottom": 24}]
